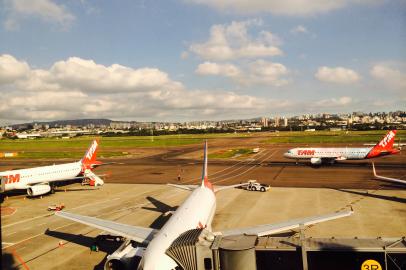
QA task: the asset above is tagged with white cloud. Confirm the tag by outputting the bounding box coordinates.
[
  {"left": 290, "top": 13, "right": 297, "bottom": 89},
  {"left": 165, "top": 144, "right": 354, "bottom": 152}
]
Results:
[
  {"left": 291, "top": 25, "right": 308, "bottom": 34},
  {"left": 315, "top": 66, "right": 360, "bottom": 84},
  {"left": 195, "top": 60, "right": 290, "bottom": 87},
  {"left": 48, "top": 57, "right": 181, "bottom": 93},
  {"left": 370, "top": 63, "right": 406, "bottom": 90},
  {"left": 243, "top": 60, "right": 289, "bottom": 86},
  {"left": 189, "top": 20, "right": 283, "bottom": 61},
  {"left": 3, "top": 0, "right": 75, "bottom": 30},
  {"left": 0, "top": 54, "right": 282, "bottom": 123},
  {"left": 0, "top": 54, "right": 30, "bottom": 84},
  {"left": 315, "top": 96, "right": 353, "bottom": 107},
  {"left": 184, "top": 0, "right": 382, "bottom": 16},
  {"left": 195, "top": 62, "right": 241, "bottom": 77}
]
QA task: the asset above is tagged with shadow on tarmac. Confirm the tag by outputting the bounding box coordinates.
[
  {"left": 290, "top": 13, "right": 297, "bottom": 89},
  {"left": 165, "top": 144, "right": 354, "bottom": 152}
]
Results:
[
  {"left": 335, "top": 189, "right": 406, "bottom": 204},
  {"left": 142, "top": 196, "right": 178, "bottom": 230},
  {"left": 1, "top": 252, "right": 19, "bottom": 270},
  {"left": 45, "top": 228, "right": 123, "bottom": 270}
]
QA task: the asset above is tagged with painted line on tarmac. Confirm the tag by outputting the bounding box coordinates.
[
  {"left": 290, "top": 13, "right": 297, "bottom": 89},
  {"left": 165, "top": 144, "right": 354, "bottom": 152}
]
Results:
[
  {"left": 11, "top": 248, "right": 30, "bottom": 270},
  {"left": 1, "top": 187, "right": 179, "bottom": 251},
  {"left": 5, "top": 231, "right": 17, "bottom": 236},
  {"left": 2, "top": 197, "right": 122, "bottom": 229},
  {"left": 2, "top": 221, "right": 76, "bottom": 251},
  {"left": 1, "top": 242, "right": 14, "bottom": 249},
  {"left": 2, "top": 213, "right": 53, "bottom": 229}
]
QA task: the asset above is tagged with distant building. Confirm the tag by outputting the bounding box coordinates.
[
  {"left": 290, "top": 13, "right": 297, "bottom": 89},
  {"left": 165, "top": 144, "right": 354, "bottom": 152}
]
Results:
[
  {"left": 283, "top": 117, "right": 288, "bottom": 127},
  {"left": 261, "top": 117, "right": 269, "bottom": 127},
  {"left": 274, "top": 116, "right": 280, "bottom": 127}
]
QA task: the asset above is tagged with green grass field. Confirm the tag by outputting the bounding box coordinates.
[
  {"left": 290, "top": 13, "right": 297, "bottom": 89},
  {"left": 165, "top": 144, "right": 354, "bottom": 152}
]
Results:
[
  {"left": 0, "top": 130, "right": 404, "bottom": 159},
  {"left": 0, "top": 136, "right": 205, "bottom": 159}
]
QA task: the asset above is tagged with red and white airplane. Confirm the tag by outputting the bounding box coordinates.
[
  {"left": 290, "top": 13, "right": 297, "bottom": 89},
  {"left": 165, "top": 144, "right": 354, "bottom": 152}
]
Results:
[
  {"left": 284, "top": 130, "right": 400, "bottom": 165},
  {"left": 56, "top": 141, "right": 353, "bottom": 270},
  {"left": 0, "top": 139, "right": 104, "bottom": 197}
]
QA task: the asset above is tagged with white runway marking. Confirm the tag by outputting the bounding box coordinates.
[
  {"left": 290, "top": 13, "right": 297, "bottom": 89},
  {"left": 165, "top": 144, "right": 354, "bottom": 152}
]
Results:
[
  {"left": 5, "top": 231, "right": 17, "bottom": 236},
  {"left": 2, "top": 242, "right": 15, "bottom": 248},
  {"left": 1, "top": 187, "right": 178, "bottom": 251},
  {"left": 2, "top": 197, "right": 122, "bottom": 229}
]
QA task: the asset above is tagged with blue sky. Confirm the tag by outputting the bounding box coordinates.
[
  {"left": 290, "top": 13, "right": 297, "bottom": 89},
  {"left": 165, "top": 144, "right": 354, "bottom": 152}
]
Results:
[{"left": 0, "top": 0, "right": 405, "bottom": 125}]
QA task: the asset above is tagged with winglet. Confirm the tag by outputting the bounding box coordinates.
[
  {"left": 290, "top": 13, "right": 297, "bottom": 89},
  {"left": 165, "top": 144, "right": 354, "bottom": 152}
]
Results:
[
  {"left": 372, "top": 162, "right": 377, "bottom": 177},
  {"left": 201, "top": 140, "right": 213, "bottom": 191}
]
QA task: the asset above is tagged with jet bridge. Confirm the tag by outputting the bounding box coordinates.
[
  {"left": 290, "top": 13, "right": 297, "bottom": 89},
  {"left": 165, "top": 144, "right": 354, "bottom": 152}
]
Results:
[{"left": 165, "top": 229, "right": 406, "bottom": 270}]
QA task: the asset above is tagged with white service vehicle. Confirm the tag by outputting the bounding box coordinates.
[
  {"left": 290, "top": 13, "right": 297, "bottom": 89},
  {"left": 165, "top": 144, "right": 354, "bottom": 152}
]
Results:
[{"left": 242, "top": 180, "right": 270, "bottom": 192}]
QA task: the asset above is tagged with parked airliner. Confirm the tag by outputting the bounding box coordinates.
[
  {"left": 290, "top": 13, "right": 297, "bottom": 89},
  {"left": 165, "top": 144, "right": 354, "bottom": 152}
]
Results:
[
  {"left": 0, "top": 139, "right": 104, "bottom": 197},
  {"left": 56, "top": 141, "right": 353, "bottom": 270},
  {"left": 284, "top": 130, "right": 399, "bottom": 165}
]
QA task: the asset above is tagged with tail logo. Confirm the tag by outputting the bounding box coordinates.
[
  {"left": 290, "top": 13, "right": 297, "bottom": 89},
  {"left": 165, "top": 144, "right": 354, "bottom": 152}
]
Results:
[
  {"left": 86, "top": 140, "right": 98, "bottom": 160},
  {"left": 378, "top": 131, "right": 395, "bottom": 148}
]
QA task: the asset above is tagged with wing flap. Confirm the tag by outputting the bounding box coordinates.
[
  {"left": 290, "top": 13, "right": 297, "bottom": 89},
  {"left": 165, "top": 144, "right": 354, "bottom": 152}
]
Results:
[
  {"left": 55, "top": 211, "right": 157, "bottom": 244},
  {"left": 220, "top": 209, "right": 353, "bottom": 237}
]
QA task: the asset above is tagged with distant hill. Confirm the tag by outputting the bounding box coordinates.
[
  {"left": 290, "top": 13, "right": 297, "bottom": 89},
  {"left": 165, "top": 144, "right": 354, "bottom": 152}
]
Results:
[{"left": 11, "top": 119, "right": 113, "bottom": 129}]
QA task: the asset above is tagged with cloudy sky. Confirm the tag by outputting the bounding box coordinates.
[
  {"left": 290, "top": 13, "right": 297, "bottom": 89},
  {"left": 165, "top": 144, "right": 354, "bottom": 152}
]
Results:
[{"left": 0, "top": 0, "right": 405, "bottom": 125}]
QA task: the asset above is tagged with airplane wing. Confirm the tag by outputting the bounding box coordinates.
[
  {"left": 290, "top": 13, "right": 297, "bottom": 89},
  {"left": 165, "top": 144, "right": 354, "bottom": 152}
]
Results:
[
  {"left": 220, "top": 209, "right": 353, "bottom": 237},
  {"left": 55, "top": 211, "right": 157, "bottom": 244},
  {"left": 167, "top": 183, "right": 198, "bottom": 191},
  {"left": 372, "top": 163, "right": 406, "bottom": 185}
]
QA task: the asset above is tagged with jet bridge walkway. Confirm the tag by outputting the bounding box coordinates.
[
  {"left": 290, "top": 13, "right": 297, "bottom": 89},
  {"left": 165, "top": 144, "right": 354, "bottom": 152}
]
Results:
[{"left": 165, "top": 228, "right": 406, "bottom": 270}]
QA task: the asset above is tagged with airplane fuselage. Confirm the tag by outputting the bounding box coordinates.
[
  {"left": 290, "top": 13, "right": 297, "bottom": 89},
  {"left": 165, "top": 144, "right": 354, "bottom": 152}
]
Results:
[
  {"left": 0, "top": 161, "right": 82, "bottom": 191},
  {"left": 284, "top": 147, "right": 373, "bottom": 160},
  {"left": 139, "top": 185, "right": 216, "bottom": 270}
]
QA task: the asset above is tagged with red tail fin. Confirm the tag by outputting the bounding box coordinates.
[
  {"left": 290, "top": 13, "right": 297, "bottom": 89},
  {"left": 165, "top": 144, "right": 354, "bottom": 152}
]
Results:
[
  {"left": 81, "top": 139, "right": 99, "bottom": 169},
  {"left": 367, "top": 130, "right": 397, "bottom": 158},
  {"left": 375, "top": 130, "right": 397, "bottom": 151}
]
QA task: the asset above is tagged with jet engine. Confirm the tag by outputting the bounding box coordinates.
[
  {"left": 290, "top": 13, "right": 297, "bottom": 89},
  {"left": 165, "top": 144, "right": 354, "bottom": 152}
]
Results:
[
  {"left": 104, "top": 240, "right": 144, "bottom": 270},
  {"left": 310, "top": 157, "right": 322, "bottom": 165},
  {"left": 27, "top": 184, "right": 51, "bottom": 196}
]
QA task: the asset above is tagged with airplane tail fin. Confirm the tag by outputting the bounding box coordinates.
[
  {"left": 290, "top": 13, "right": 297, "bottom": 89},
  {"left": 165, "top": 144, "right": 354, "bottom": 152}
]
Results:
[
  {"left": 201, "top": 140, "right": 213, "bottom": 191},
  {"left": 81, "top": 139, "right": 101, "bottom": 170},
  {"left": 367, "top": 130, "right": 398, "bottom": 158},
  {"left": 374, "top": 130, "right": 397, "bottom": 151}
]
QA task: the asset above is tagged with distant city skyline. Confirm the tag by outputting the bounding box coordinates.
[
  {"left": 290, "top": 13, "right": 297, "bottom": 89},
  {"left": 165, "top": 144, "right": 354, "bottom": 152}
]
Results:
[
  {"left": 3, "top": 110, "right": 405, "bottom": 128},
  {"left": 0, "top": 0, "right": 405, "bottom": 126}
]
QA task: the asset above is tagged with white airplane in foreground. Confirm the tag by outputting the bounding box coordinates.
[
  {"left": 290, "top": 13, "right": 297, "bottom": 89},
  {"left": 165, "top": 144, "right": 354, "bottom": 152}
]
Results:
[
  {"left": 372, "top": 162, "right": 406, "bottom": 185},
  {"left": 0, "top": 139, "right": 104, "bottom": 197},
  {"left": 284, "top": 130, "right": 400, "bottom": 165},
  {"left": 56, "top": 141, "right": 353, "bottom": 270}
]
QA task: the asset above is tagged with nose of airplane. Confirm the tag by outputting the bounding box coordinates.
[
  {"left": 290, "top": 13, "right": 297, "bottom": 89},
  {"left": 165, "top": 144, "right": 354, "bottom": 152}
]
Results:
[{"left": 283, "top": 152, "right": 290, "bottom": 158}]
